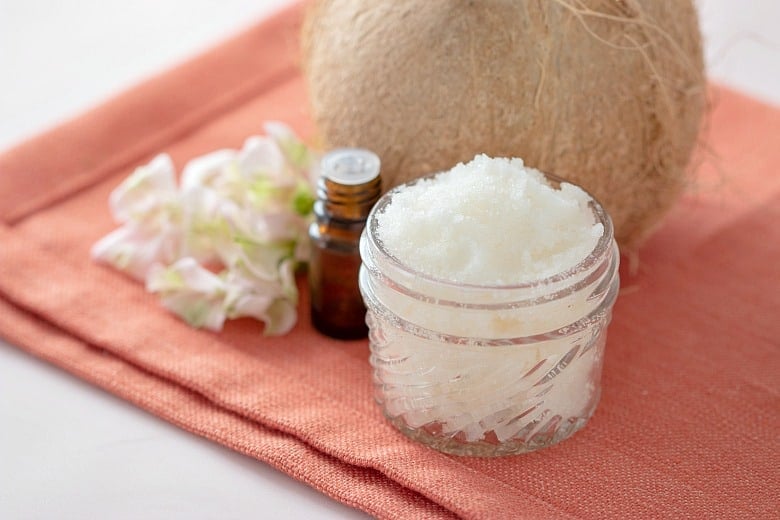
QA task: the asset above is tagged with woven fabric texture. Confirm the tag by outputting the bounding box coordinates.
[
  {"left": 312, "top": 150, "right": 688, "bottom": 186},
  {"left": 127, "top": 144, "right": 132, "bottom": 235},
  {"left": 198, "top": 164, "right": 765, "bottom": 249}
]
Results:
[{"left": 0, "top": 4, "right": 778, "bottom": 519}]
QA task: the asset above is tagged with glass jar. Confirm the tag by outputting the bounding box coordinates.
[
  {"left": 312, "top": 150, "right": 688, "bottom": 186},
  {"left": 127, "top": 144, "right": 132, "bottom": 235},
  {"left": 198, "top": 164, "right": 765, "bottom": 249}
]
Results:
[{"left": 358, "top": 176, "right": 620, "bottom": 456}]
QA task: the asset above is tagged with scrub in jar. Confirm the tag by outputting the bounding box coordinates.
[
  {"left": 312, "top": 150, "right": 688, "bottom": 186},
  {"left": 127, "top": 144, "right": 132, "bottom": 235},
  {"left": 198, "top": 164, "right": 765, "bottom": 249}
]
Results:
[{"left": 359, "top": 154, "right": 620, "bottom": 456}]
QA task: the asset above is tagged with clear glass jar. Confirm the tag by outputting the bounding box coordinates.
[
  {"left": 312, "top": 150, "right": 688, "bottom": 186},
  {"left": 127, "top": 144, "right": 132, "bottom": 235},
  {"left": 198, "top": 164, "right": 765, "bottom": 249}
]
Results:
[{"left": 358, "top": 177, "right": 620, "bottom": 456}]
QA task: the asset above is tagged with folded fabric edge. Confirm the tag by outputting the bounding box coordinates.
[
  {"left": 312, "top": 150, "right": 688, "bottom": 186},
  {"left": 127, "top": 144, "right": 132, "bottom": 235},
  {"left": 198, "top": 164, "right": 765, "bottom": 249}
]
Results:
[
  {"left": 0, "top": 219, "right": 572, "bottom": 520},
  {"left": 0, "top": 296, "right": 458, "bottom": 520}
]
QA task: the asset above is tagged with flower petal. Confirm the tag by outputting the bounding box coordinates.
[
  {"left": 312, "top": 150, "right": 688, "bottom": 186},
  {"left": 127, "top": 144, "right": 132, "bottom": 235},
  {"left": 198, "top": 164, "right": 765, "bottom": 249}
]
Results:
[
  {"left": 226, "top": 237, "right": 293, "bottom": 282},
  {"left": 264, "top": 121, "right": 313, "bottom": 172},
  {"left": 146, "top": 257, "right": 224, "bottom": 294},
  {"left": 157, "top": 292, "right": 227, "bottom": 331},
  {"left": 223, "top": 268, "right": 298, "bottom": 336},
  {"left": 109, "top": 154, "right": 177, "bottom": 223},
  {"left": 238, "top": 136, "right": 287, "bottom": 184},
  {"left": 91, "top": 224, "right": 181, "bottom": 281},
  {"left": 180, "top": 149, "right": 236, "bottom": 191},
  {"left": 261, "top": 298, "right": 298, "bottom": 336},
  {"left": 180, "top": 186, "right": 240, "bottom": 263},
  {"left": 146, "top": 258, "right": 228, "bottom": 331}
]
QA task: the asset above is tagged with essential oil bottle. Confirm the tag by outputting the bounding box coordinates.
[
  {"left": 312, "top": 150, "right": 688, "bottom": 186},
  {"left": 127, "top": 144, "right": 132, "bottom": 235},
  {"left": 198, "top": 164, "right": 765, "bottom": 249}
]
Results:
[{"left": 308, "top": 148, "right": 381, "bottom": 339}]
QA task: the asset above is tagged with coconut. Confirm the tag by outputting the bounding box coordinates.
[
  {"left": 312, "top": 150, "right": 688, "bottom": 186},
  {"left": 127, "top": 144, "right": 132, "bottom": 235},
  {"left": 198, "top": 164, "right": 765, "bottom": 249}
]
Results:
[{"left": 301, "top": 0, "right": 705, "bottom": 249}]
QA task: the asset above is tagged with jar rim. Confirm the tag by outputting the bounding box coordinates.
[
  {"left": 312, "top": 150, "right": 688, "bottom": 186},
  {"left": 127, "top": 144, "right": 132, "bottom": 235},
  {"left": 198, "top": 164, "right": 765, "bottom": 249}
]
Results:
[
  {"left": 365, "top": 171, "right": 615, "bottom": 292},
  {"left": 360, "top": 265, "right": 619, "bottom": 343}
]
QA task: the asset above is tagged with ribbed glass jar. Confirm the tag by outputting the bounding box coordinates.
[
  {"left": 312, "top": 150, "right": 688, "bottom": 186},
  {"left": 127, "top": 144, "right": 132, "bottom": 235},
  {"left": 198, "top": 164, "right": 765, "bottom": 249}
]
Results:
[{"left": 358, "top": 177, "right": 620, "bottom": 456}]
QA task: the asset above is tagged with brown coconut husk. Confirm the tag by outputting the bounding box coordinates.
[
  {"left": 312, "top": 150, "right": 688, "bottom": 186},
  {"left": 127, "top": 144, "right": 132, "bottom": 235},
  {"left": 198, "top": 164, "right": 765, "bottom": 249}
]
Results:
[{"left": 301, "top": 0, "right": 706, "bottom": 250}]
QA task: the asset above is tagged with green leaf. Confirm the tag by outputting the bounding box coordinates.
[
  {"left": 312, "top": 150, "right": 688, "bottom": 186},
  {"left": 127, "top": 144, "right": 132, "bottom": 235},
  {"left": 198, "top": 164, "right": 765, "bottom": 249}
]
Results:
[{"left": 292, "top": 183, "right": 315, "bottom": 216}]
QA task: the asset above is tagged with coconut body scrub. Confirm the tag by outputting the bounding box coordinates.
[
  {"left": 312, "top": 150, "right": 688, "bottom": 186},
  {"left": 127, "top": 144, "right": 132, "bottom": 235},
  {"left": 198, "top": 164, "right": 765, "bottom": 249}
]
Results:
[{"left": 359, "top": 155, "right": 620, "bottom": 456}]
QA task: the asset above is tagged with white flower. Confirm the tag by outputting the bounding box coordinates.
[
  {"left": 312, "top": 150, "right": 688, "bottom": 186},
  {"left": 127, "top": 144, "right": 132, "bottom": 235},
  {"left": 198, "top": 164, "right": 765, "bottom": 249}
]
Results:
[
  {"left": 179, "top": 186, "right": 240, "bottom": 264},
  {"left": 239, "top": 136, "right": 289, "bottom": 186},
  {"left": 223, "top": 261, "right": 297, "bottom": 336},
  {"left": 91, "top": 154, "right": 183, "bottom": 280},
  {"left": 180, "top": 149, "right": 238, "bottom": 194},
  {"left": 265, "top": 121, "right": 315, "bottom": 175},
  {"left": 146, "top": 258, "right": 227, "bottom": 331},
  {"left": 109, "top": 154, "right": 179, "bottom": 224},
  {"left": 92, "top": 123, "right": 318, "bottom": 335},
  {"left": 91, "top": 223, "right": 182, "bottom": 281}
]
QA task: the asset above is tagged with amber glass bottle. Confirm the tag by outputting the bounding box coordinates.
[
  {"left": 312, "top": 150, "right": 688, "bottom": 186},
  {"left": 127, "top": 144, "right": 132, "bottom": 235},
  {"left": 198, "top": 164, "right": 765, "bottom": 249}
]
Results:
[{"left": 308, "top": 149, "right": 381, "bottom": 339}]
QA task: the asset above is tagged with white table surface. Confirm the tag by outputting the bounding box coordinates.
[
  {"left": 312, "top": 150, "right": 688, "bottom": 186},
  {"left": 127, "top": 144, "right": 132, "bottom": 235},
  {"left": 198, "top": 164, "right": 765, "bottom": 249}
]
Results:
[{"left": 1, "top": 1, "right": 778, "bottom": 518}]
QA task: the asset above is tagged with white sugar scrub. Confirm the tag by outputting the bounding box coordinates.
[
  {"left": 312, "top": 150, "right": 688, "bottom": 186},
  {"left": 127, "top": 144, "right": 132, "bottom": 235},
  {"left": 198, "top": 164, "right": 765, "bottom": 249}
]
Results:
[
  {"left": 359, "top": 154, "right": 620, "bottom": 456},
  {"left": 376, "top": 154, "right": 604, "bottom": 285}
]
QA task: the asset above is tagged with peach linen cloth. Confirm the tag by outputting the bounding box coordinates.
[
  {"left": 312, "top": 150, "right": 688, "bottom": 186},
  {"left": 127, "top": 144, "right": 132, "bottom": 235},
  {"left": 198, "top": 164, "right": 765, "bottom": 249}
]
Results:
[{"left": 1, "top": 4, "right": 778, "bottom": 519}]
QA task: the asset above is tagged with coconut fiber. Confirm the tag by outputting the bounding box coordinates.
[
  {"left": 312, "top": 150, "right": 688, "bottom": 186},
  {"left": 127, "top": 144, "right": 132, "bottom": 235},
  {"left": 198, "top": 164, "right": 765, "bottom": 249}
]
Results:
[{"left": 302, "top": 0, "right": 706, "bottom": 249}]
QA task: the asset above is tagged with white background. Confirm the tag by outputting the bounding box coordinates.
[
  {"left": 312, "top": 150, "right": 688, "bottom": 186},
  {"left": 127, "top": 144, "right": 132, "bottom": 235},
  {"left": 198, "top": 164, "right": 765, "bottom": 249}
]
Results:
[{"left": 1, "top": 1, "right": 778, "bottom": 518}]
